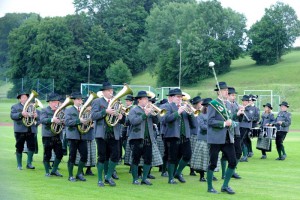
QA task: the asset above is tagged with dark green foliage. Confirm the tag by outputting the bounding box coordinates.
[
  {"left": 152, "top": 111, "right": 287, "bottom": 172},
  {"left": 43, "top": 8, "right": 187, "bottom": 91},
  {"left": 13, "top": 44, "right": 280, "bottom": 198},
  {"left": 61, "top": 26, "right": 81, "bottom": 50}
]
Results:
[
  {"left": 106, "top": 59, "right": 133, "bottom": 84},
  {"left": 248, "top": 2, "right": 300, "bottom": 65}
]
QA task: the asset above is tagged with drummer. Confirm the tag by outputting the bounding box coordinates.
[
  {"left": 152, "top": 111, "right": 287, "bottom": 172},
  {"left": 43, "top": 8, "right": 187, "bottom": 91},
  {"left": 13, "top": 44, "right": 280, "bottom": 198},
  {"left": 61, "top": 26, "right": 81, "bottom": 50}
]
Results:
[{"left": 258, "top": 103, "right": 275, "bottom": 159}]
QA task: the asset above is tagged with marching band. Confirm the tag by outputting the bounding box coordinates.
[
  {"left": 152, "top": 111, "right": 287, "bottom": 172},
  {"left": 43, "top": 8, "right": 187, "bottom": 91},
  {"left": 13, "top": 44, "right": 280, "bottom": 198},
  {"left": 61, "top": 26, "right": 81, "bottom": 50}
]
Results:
[{"left": 10, "top": 80, "right": 292, "bottom": 194}]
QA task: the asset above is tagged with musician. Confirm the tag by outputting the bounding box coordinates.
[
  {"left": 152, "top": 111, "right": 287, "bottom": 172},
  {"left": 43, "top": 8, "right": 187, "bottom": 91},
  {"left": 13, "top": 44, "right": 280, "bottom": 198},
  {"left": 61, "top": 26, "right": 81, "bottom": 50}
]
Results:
[
  {"left": 222, "top": 87, "right": 242, "bottom": 179},
  {"left": 190, "top": 97, "right": 210, "bottom": 182},
  {"left": 122, "top": 95, "right": 134, "bottom": 165},
  {"left": 11, "top": 91, "right": 37, "bottom": 170},
  {"left": 206, "top": 82, "right": 236, "bottom": 194},
  {"left": 247, "top": 94, "right": 260, "bottom": 157},
  {"left": 274, "top": 101, "right": 291, "bottom": 160},
  {"left": 163, "top": 88, "right": 195, "bottom": 184},
  {"left": 40, "top": 93, "right": 64, "bottom": 177},
  {"left": 239, "top": 95, "right": 252, "bottom": 162},
  {"left": 91, "top": 82, "right": 123, "bottom": 187},
  {"left": 128, "top": 91, "right": 156, "bottom": 185},
  {"left": 189, "top": 96, "right": 202, "bottom": 176},
  {"left": 258, "top": 103, "right": 275, "bottom": 159},
  {"left": 159, "top": 97, "right": 172, "bottom": 177},
  {"left": 65, "top": 92, "right": 88, "bottom": 182}
]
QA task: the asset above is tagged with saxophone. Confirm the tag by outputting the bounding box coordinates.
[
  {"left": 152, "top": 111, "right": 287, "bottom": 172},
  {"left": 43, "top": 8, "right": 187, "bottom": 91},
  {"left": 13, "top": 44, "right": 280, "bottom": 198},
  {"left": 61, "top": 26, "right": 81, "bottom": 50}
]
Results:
[
  {"left": 50, "top": 96, "right": 73, "bottom": 135},
  {"left": 77, "top": 92, "right": 98, "bottom": 134}
]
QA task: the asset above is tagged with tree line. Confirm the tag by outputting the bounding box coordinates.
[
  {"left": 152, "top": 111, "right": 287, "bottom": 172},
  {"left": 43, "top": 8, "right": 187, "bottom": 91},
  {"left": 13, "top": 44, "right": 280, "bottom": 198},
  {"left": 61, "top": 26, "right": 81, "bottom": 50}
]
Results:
[{"left": 0, "top": 0, "right": 299, "bottom": 96}]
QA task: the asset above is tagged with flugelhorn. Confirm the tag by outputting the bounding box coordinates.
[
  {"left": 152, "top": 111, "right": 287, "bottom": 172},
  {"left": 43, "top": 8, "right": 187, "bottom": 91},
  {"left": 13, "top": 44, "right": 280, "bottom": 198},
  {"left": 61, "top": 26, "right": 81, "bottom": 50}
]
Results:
[
  {"left": 181, "top": 91, "right": 200, "bottom": 116},
  {"left": 145, "top": 103, "right": 166, "bottom": 116}
]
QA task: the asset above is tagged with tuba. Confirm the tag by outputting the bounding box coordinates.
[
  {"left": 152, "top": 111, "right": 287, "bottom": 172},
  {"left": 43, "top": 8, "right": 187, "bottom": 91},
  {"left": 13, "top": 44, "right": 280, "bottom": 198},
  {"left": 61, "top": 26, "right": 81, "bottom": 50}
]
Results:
[
  {"left": 105, "top": 84, "right": 133, "bottom": 127},
  {"left": 181, "top": 92, "right": 200, "bottom": 116},
  {"left": 22, "top": 90, "right": 39, "bottom": 127},
  {"left": 50, "top": 96, "right": 74, "bottom": 135},
  {"left": 77, "top": 92, "right": 98, "bottom": 134}
]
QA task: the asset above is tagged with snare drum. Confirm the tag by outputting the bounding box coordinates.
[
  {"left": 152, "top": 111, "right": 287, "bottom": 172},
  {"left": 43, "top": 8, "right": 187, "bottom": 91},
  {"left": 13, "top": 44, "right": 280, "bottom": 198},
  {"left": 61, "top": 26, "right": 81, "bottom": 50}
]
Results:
[
  {"left": 250, "top": 127, "right": 261, "bottom": 138},
  {"left": 262, "top": 126, "right": 277, "bottom": 139}
]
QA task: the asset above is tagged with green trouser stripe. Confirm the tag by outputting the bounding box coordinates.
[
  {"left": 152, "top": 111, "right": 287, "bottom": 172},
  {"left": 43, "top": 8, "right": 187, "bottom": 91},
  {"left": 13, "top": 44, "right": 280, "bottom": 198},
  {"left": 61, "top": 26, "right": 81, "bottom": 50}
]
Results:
[
  {"left": 43, "top": 161, "right": 50, "bottom": 174},
  {"left": 51, "top": 158, "right": 61, "bottom": 173},
  {"left": 221, "top": 159, "right": 227, "bottom": 178},
  {"left": 97, "top": 162, "right": 104, "bottom": 182},
  {"left": 27, "top": 151, "right": 34, "bottom": 164},
  {"left": 68, "top": 162, "right": 74, "bottom": 177},
  {"left": 106, "top": 161, "right": 117, "bottom": 180},
  {"left": 175, "top": 159, "right": 188, "bottom": 176},
  {"left": 222, "top": 168, "right": 234, "bottom": 188},
  {"left": 142, "top": 164, "right": 151, "bottom": 181},
  {"left": 77, "top": 161, "right": 85, "bottom": 176},
  {"left": 131, "top": 164, "right": 138, "bottom": 181},
  {"left": 16, "top": 153, "right": 22, "bottom": 167},
  {"left": 168, "top": 163, "right": 175, "bottom": 182},
  {"left": 207, "top": 170, "right": 214, "bottom": 190}
]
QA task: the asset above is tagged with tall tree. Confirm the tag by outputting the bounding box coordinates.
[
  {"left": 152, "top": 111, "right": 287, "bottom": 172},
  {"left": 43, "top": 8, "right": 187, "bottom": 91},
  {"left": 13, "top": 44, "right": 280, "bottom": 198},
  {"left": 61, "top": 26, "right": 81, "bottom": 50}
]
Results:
[{"left": 248, "top": 2, "right": 300, "bottom": 65}]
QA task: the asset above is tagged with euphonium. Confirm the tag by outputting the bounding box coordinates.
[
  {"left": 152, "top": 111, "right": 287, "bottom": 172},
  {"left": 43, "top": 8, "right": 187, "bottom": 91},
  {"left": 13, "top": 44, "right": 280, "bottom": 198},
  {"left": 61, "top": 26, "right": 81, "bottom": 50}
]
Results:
[
  {"left": 22, "top": 90, "right": 39, "bottom": 127},
  {"left": 50, "top": 96, "right": 74, "bottom": 135},
  {"left": 105, "top": 83, "right": 133, "bottom": 126},
  {"left": 78, "top": 92, "right": 98, "bottom": 134},
  {"left": 146, "top": 104, "right": 166, "bottom": 116}
]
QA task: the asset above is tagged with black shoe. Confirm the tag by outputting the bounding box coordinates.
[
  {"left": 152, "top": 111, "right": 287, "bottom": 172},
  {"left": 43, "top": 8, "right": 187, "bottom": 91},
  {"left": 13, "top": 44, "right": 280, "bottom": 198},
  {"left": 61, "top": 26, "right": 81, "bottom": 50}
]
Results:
[
  {"left": 161, "top": 172, "right": 168, "bottom": 177},
  {"left": 168, "top": 179, "right": 177, "bottom": 184},
  {"left": 261, "top": 155, "right": 267, "bottom": 159},
  {"left": 212, "top": 176, "right": 218, "bottom": 181},
  {"left": 174, "top": 174, "right": 186, "bottom": 183},
  {"left": 68, "top": 176, "right": 77, "bottom": 182},
  {"left": 221, "top": 186, "right": 235, "bottom": 194},
  {"left": 248, "top": 152, "right": 254, "bottom": 158},
  {"left": 85, "top": 170, "right": 94, "bottom": 176},
  {"left": 17, "top": 166, "right": 23, "bottom": 170},
  {"left": 147, "top": 174, "right": 156, "bottom": 179},
  {"left": 276, "top": 157, "right": 283, "bottom": 160},
  {"left": 232, "top": 173, "right": 241, "bottom": 179},
  {"left": 132, "top": 180, "right": 141, "bottom": 185},
  {"left": 51, "top": 171, "right": 63, "bottom": 177},
  {"left": 200, "top": 177, "right": 207, "bottom": 182},
  {"left": 112, "top": 171, "right": 119, "bottom": 180},
  {"left": 76, "top": 174, "right": 86, "bottom": 181},
  {"left": 26, "top": 164, "right": 35, "bottom": 169},
  {"left": 97, "top": 181, "right": 105, "bottom": 187},
  {"left": 240, "top": 157, "right": 248, "bottom": 162},
  {"left": 190, "top": 171, "right": 197, "bottom": 176},
  {"left": 105, "top": 178, "right": 116, "bottom": 186},
  {"left": 45, "top": 173, "right": 51, "bottom": 177},
  {"left": 141, "top": 179, "right": 153, "bottom": 186},
  {"left": 207, "top": 188, "right": 219, "bottom": 194}
]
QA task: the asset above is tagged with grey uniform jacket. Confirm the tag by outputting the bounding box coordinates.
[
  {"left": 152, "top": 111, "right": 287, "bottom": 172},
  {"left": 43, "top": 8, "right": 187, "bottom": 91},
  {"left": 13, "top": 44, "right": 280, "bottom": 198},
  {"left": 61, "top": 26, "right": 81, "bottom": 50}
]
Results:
[
  {"left": 207, "top": 99, "right": 234, "bottom": 144},
  {"left": 10, "top": 102, "right": 38, "bottom": 133},
  {"left": 159, "top": 102, "right": 169, "bottom": 136},
  {"left": 259, "top": 112, "right": 275, "bottom": 127},
  {"left": 40, "top": 106, "right": 57, "bottom": 137},
  {"left": 128, "top": 106, "right": 155, "bottom": 143},
  {"left": 163, "top": 102, "right": 195, "bottom": 139},
  {"left": 239, "top": 105, "right": 259, "bottom": 129},
  {"left": 226, "top": 101, "right": 241, "bottom": 136},
  {"left": 91, "top": 97, "right": 121, "bottom": 140},
  {"left": 198, "top": 113, "right": 208, "bottom": 141},
  {"left": 65, "top": 106, "right": 87, "bottom": 140},
  {"left": 274, "top": 111, "right": 291, "bottom": 132}
]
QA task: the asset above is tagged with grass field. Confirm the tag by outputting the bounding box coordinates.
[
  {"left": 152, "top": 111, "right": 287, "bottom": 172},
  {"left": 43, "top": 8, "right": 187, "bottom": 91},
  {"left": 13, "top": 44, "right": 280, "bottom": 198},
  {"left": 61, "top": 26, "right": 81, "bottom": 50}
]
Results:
[{"left": 1, "top": 125, "right": 300, "bottom": 200}]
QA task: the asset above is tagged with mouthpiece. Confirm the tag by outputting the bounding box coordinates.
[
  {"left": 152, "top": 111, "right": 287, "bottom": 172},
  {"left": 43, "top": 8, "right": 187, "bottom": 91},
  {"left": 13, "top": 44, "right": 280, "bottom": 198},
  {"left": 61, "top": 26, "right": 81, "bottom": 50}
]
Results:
[{"left": 209, "top": 62, "right": 215, "bottom": 67}]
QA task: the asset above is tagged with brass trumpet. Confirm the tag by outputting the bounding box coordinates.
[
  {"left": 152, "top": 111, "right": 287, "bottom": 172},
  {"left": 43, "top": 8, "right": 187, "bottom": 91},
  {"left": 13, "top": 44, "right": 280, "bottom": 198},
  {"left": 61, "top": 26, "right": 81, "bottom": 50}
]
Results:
[
  {"left": 145, "top": 103, "right": 166, "bottom": 117},
  {"left": 181, "top": 102, "right": 200, "bottom": 116}
]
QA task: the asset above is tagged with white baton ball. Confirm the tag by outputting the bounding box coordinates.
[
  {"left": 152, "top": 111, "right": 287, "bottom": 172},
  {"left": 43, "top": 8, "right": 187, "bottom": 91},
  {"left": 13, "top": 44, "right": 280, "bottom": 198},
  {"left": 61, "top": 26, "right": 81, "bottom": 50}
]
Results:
[{"left": 209, "top": 62, "right": 215, "bottom": 67}]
